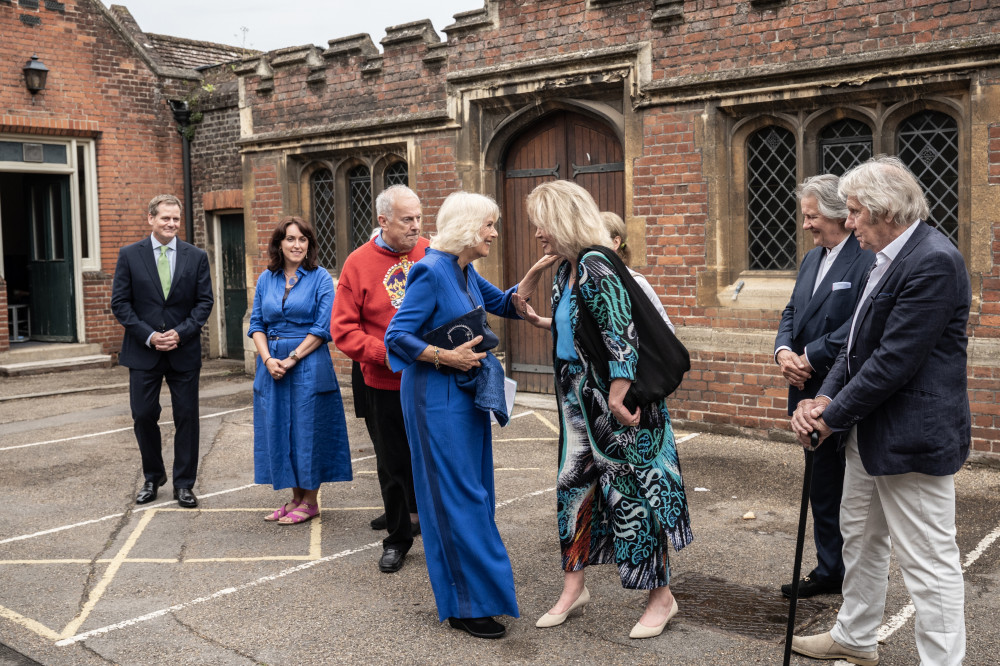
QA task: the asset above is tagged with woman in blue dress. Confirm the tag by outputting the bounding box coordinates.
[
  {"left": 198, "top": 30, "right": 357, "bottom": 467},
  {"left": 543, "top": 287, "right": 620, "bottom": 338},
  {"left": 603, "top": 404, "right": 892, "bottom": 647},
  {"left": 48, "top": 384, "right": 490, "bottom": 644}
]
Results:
[
  {"left": 514, "top": 180, "right": 693, "bottom": 639},
  {"left": 249, "top": 216, "right": 352, "bottom": 525},
  {"left": 385, "top": 191, "right": 549, "bottom": 639}
]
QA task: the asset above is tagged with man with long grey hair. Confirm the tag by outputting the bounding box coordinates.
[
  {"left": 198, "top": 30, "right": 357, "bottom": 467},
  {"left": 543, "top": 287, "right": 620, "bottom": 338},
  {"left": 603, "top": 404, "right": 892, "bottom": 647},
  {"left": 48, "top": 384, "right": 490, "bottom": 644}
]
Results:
[
  {"left": 791, "top": 156, "right": 970, "bottom": 665},
  {"left": 774, "top": 174, "right": 874, "bottom": 599}
]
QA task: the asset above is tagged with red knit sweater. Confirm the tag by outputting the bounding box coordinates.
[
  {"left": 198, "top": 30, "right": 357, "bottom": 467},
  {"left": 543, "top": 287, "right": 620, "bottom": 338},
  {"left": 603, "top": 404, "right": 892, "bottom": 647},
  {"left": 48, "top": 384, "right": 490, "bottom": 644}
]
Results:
[{"left": 331, "top": 237, "right": 430, "bottom": 391}]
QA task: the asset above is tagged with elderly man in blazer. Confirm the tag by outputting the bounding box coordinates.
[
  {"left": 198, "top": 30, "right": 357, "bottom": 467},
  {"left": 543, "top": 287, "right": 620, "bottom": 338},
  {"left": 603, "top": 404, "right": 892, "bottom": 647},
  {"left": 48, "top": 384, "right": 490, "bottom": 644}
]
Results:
[
  {"left": 775, "top": 174, "right": 874, "bottom": 599},
  {"left": 791, "top": 156, "right": 969, "bottom": 666},
  {"left": 111, "top": 194, "right": 214, "bottom": 508}
]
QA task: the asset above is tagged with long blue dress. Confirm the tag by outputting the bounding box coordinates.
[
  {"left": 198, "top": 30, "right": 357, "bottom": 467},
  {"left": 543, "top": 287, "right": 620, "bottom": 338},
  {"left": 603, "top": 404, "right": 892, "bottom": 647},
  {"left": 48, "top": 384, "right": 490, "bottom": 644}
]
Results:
[
  {"left": 385, "top": 249, "right": 520, "bottom": 621},
  {"left": 248, "top": 266, "right": 352, "bottom": 490}
]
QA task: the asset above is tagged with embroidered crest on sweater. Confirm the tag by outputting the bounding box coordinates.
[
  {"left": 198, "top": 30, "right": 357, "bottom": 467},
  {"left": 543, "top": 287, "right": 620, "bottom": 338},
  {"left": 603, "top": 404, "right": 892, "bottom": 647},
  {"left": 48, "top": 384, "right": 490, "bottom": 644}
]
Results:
[{"left": 383, "top": 258, "right": 414, "bottom": 308}]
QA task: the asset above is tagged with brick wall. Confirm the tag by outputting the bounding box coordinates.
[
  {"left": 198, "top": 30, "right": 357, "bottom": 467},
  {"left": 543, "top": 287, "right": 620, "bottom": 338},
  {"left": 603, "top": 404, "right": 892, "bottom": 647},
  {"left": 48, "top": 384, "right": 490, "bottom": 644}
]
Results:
[
  {"left": 1, "top": 0, "right": 185, "bottom": 355},
  {"left": 233, "top": 0, "right": 1000, "bottom": 457}
]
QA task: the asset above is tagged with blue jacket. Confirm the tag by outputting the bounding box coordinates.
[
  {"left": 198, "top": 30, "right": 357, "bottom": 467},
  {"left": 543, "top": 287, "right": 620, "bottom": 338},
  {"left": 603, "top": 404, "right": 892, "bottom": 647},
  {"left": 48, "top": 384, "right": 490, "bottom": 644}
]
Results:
[
  {"left": 775, "top": 234, "right": 874, "bottom": 414},
  {"left": 819, "top": 222, "right": 971, "bottom": 476},
  {"left": 111, "top": 237, "right": 214, "bottom": 371}
]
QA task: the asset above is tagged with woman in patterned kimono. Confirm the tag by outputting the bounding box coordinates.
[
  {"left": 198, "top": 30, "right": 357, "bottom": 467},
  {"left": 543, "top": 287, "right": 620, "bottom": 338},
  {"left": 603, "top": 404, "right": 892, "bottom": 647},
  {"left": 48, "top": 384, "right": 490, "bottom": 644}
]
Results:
[
  {"left": 385, "top": 191, "right": 550, "bottom": 640},
  {"left": 249, "top": 216, "right": 352, "bottom": 524},
  {"left": 514, "top": 180, "right": 694, "bottom": 639}
]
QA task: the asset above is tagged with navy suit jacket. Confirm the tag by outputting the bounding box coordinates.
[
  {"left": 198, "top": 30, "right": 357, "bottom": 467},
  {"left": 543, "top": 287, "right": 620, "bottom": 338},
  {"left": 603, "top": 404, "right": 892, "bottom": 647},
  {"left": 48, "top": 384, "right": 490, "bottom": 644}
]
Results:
[
  {"left": 775, "top": 234, "right": 874, "bottom": 414},
  {"left": 818, "top": 222, "right": 971, "bottom": 477},
  {"left": 111, "top": 237, "right": 214, "bottom": 371}
]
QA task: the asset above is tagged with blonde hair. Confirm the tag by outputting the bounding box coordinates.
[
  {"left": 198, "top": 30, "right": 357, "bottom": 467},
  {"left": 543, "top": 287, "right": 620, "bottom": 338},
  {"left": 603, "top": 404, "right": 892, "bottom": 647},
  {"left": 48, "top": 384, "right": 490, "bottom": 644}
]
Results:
[
  {"left": 525, "top": 181, "right": 612, "bottom": 259},
  {"left": 430, "top": 191, "right": 500, "bottom": 254},
  {"left": 600, "top": 211, "right": 631, "bottom": 265}
]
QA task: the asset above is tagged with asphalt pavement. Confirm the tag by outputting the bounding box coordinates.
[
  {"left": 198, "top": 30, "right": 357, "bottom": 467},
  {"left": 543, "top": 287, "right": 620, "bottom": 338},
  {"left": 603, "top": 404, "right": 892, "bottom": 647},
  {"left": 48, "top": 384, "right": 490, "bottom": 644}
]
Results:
[{"left": 1, "top": 359, "right": 998, "bottom": 665}]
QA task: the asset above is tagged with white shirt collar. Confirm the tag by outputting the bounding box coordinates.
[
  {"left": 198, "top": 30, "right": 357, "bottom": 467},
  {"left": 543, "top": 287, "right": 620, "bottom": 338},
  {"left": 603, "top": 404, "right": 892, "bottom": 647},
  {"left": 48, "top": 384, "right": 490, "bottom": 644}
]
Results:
[
  {"left": 878, "top": 219, "right": 921, "bottom": 263},
  {"left": 825, "top": 233, "right": 851, "bottom": 261}
]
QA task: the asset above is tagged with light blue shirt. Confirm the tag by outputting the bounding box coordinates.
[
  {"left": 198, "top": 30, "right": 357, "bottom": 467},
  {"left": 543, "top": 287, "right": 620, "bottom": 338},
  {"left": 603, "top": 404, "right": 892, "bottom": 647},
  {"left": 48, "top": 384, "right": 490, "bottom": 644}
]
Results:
[
  {"left": 151, "top": 235, "right": 177, "bottom": 277},
  {"left": 554, "top": 284, "right": 578, "bottom": 361}
]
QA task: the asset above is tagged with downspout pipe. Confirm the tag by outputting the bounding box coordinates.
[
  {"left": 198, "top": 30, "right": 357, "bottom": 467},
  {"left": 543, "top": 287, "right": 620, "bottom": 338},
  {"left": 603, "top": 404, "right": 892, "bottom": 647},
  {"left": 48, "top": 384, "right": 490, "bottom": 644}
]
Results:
[{"left": 169, "top": 100, "right": 195, "bottom": 244}]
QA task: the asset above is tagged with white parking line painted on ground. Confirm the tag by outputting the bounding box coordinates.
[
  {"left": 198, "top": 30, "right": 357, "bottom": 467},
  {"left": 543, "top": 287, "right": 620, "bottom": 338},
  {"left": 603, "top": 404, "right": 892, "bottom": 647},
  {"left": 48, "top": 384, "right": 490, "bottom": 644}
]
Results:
[
  {"left": 0, "top": 406, "right": 253, "bottom": 452},
  {"left": 54, "top": 484, "right": 558, "bottom": 646},
  {"left": 0, "top": 455, "right": 378, "bottom": 546}
]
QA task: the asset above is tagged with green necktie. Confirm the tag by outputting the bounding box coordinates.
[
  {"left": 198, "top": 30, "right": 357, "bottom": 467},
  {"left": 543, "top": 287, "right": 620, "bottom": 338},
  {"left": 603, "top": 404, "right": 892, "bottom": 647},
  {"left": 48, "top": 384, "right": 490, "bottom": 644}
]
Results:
[{"left": 158, "top": 245, "right": 171, "bottom": 298}]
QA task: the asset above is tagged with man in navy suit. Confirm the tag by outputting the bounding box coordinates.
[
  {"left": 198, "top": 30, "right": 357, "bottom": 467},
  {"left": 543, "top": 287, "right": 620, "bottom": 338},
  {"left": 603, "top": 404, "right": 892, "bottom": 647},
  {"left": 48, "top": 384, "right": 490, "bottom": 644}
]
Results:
[
  {"left": 791, "top": 157, "right": 969, "bottom": 666},
  {"left": 111, "top": 194, "right": 214, "bottom": 508},
  {"left": 775, "top": 174, "right": 874, "bottom": 599}
]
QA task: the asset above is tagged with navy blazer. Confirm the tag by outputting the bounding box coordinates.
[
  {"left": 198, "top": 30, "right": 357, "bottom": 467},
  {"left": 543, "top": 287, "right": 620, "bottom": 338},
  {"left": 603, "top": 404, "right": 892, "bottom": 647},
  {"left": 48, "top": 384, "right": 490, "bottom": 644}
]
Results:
[
  {"left": 111, "top": 237, "right": 214, "bottom": 371},
  {"left": 775, "top": 234, "right": 874, "bottom": 414},
  {"left": 819, "top": 222, "right": 971, "bottom": 477}
]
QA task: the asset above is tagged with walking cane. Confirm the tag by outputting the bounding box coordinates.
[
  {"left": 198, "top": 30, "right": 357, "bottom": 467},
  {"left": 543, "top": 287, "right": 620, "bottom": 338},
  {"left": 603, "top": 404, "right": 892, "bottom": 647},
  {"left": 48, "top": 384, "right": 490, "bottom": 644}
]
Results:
[{"left": 783, "top": 430, "right": 819, "bottom": 666}]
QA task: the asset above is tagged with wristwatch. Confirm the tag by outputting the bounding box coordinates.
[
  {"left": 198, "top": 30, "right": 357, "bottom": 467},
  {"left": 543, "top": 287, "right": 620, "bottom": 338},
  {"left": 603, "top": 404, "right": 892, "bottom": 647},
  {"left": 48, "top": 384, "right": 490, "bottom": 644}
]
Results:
[{"left": 289, "top": 349, "right": 299, "bottom": 361}]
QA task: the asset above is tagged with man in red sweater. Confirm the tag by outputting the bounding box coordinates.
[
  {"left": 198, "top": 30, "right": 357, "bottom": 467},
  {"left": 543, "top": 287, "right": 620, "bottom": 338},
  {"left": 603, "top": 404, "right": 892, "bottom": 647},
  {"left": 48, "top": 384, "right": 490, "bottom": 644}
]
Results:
[{"left": 332, "top": 184, "right": 429, "bottom": 573}]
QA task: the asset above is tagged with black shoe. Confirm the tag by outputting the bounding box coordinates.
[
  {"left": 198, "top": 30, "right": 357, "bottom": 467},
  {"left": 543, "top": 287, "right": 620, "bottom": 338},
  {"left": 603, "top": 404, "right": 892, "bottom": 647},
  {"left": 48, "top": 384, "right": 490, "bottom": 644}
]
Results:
[
  {"left": 370, "top": 513, "right": 387, "bottom": 530},
  {"left": 136, "top": 475, "right": 167, "bottom": 504},
  {"left": 378, "top": 546, "right": 406, "bottom": 573},
  {"left": 173, "top": 488, "right": 198, "bottom": 509},
  {"left": 447, "top": 617, "right": 506, "bottom": 639},
  {"left": 781, "top": 575, "right": 842, "bottom": 598}
]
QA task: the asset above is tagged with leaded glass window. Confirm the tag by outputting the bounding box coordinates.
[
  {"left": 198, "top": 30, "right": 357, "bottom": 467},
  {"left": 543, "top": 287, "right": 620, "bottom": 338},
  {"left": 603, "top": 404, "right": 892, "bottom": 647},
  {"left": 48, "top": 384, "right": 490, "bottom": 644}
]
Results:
[
  {"left": 384, "top": 161, "right": 408, "bottom": 188},
  {"left": 820, "top": 119, "right": 872, "bottom": 176},
  {"left": 310, "top": 168, "right": 336, "bottom": 269},
  {"left": 747, "top": 126, "right": 797, "bottom": 270},
  {"left": 897, "top": 111, "right": 959, "bottom": 245},
  {"left": 348, "top": 165, "right": 373, "bottom": 251}
]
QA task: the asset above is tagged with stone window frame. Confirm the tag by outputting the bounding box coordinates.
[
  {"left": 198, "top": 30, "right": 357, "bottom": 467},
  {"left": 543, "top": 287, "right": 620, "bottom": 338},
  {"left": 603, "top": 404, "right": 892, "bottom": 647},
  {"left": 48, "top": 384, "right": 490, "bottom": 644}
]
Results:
[
  {"left": 295, "top": 151, "right": 408, "bottom": 275},
  {"left": 714, "top": 93, "right": 968, "bottom": 310}
]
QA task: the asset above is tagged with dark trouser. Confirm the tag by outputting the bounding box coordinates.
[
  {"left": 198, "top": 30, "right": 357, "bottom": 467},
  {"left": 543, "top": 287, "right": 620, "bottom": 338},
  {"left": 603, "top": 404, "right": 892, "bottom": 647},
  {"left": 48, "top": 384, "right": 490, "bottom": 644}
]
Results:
[
  {"left": 129, "top": 355, "right": 200, "bottom": 489},
  {"left": 809, "top": 432, "right": 846, "bottom": 582},
  {"left": 364, "top": 386, "right": 416, "bottom": 551}
]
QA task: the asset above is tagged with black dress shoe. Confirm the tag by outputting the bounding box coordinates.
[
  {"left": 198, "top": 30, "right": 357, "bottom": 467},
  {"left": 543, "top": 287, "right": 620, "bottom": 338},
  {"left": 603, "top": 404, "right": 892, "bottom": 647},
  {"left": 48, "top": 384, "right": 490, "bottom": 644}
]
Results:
[
  {"left": 448, "top": 616, "right": 506, "bottom": 639},
  {"left": 411, "top": 521, "right": 420, "bottom": 537},
  {"left": 136, "top": 475, "right": 167, "bottom": 504},
  {"left": 378, "top": 546, "right": 406, "bottom": 573},
  {"left": 781, "top": 574, "right": 842, "bottom": 598},
  {"left": 370, "top": 513, "right": 387, "bottom": 530},
  {"left": 173, "top": 488, "right": 198, "bottom": 508}
]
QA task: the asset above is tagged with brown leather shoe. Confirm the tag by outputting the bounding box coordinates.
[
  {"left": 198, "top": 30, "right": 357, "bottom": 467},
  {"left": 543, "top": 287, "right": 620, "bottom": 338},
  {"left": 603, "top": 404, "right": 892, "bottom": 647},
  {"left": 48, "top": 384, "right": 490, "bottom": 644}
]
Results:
[{"left": 791, "top": 632, "right": 878, "bottom": 665}]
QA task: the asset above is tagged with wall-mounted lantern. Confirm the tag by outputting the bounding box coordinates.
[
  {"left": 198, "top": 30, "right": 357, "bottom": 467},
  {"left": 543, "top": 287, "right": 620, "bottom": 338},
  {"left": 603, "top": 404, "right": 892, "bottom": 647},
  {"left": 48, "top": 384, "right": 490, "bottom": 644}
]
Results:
[{"left": 23, "top": 54, "right": 49, "bottom": 95}]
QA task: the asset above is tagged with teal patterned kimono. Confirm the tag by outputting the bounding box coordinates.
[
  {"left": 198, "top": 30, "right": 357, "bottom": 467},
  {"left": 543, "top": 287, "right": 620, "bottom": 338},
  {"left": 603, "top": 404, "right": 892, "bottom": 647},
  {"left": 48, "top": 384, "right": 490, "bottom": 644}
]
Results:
[{"left": 551, "top": 250, "right": 693, "bottom": 589}]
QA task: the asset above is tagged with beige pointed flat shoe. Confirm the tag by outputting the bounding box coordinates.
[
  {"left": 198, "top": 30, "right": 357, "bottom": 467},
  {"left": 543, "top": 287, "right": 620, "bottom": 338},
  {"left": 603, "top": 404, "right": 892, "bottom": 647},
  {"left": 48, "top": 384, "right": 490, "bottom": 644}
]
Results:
[
  {"left": 629, "top": 596, "right": 678, "bottom": 639},
  {"left": 535, "top": 586, "right": 590, "bottom": 628}
]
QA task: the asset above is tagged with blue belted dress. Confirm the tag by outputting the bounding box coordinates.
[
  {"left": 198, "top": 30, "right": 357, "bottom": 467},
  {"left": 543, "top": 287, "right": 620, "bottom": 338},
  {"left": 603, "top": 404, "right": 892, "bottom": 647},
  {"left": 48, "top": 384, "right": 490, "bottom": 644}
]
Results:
[{"left": 248, "top": 266, "right": 352, "bottom": 490}]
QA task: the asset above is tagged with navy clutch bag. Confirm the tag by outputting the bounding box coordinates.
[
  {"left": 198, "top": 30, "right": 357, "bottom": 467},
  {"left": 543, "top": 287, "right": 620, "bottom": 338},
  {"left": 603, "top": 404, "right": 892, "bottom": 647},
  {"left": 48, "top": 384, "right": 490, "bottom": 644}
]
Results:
[{"left": 422, "top": 306, "right": 499, "bottom": 352}]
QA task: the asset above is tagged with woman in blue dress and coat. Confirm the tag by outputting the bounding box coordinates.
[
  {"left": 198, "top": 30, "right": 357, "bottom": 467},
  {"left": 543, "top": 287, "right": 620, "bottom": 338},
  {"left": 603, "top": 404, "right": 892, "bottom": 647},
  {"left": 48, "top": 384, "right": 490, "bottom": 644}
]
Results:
[
  {"left": 249, "top": 216, "right": 352, "bottom": 524},
  {"left": 514, "top": 180, "right": 694, "bottom": 639},
  {"left": 385, "top": 191, "right": 549, "bottom": 639}
]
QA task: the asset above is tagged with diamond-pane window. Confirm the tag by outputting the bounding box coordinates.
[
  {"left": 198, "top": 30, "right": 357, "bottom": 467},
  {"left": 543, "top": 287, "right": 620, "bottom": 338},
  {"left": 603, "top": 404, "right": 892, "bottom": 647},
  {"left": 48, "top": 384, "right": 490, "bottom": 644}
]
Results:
[
  {"left": 384, "top": 161, "right": 408, "bottom": 188},
  {"left": 820, "top": 119, "right": 872, "bottom": 176},
  {"left": 310, "top": 168, "right": 336, "bottom": 270},
  {"left": 897, "top": 111, "right": 958, "bottom": 245},
  {"left": 747, "top": 126, "right": 797, "bottom": 270},
  {"left": 348, "top": 165, "right": 373, "bottom": 251}
]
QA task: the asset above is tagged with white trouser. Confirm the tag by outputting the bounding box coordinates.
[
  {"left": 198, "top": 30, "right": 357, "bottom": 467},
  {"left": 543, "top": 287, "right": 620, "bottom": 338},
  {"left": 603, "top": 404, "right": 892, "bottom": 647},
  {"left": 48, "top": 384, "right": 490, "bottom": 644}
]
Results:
[{"left": 831, "top": 427, "right": 966, "bottom": 665}]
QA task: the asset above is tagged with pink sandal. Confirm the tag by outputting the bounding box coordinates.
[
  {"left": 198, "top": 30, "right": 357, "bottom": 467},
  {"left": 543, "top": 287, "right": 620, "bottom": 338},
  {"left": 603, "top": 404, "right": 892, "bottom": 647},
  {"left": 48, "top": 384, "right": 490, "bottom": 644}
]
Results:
[
  {"left": 278, "top": 502, "right": 319, "bottom": 525},
  {"left": 264, "top": 502, "right": 298, "bottom": 522}
]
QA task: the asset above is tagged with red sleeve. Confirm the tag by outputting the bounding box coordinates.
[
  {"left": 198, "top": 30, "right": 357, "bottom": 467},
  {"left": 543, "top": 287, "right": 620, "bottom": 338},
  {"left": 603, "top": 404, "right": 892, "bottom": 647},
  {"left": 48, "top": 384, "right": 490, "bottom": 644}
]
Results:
[{"left": 331, "top": 258, "right": 388, "bottom": 366}]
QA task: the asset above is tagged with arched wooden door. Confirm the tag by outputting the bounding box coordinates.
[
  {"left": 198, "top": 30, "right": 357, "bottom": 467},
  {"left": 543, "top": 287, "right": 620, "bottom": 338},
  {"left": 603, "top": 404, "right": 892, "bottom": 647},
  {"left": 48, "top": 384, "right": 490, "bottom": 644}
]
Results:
[{"left": 502, "top": 110, "right": 625, "bottom": 394}]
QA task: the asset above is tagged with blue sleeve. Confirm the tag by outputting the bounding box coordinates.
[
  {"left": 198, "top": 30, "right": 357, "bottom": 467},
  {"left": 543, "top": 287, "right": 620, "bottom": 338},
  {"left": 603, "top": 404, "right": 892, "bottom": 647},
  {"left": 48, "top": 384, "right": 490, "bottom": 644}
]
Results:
[
  {"left": 247, "top": 272, "right": 266, "bottom": 337},
  {"left": 308, "top": 270, "right": 334, "bottom": 342},
  {"left": 473, "top": 267, "right": 519, "bottom": 319},
  {"left": 384, "top": 261, "right": 437, "bottom": 372}
]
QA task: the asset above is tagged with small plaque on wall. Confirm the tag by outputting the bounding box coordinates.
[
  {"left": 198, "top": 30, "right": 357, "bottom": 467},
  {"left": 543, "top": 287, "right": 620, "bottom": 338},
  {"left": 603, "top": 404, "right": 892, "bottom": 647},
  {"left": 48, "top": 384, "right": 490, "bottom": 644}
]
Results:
[{"left": 23, "top": 143, "right": 44, "bottom": 162}]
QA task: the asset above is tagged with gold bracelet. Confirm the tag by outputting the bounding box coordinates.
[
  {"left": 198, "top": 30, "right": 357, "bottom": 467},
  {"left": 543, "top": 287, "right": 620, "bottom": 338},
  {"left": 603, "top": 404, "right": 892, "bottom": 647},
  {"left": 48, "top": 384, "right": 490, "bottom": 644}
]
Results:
[{"left": 433, "top": 347, "right": 441, "bottom": 371}]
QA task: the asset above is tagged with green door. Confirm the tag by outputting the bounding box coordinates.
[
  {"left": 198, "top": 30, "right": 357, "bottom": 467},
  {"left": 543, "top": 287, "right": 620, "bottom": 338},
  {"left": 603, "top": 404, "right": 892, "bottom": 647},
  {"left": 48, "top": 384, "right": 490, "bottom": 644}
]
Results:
[
  {"left": 27, "top": 174, "right": 75, "bottom": 342},
  {"left": 220, "top": 213, "right": 247, "bottom": 359}
]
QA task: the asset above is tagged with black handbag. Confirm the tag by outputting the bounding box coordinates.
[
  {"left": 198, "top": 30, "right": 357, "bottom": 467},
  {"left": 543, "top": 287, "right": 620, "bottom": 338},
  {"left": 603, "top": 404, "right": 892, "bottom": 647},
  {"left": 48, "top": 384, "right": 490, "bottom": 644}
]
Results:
[
  {"left": 422, "top": 306, "right": 499, "bottom": 353},
  {"left": 572, "top": 245, "right": 689, "bottom": 411}
]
